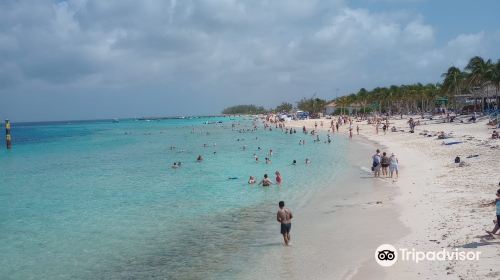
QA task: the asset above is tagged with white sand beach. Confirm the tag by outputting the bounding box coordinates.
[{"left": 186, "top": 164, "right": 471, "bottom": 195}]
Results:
[{"left": 274, "top": 115, "right": 500, "bottom": 279}]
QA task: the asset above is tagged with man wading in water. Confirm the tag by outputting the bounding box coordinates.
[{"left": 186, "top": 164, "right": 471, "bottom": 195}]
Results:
[{"left": 277, "top": 201, "right": 293, "bottom": 246}]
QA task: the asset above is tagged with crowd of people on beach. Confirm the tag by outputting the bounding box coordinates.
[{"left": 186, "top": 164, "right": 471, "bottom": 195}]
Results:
[{"left": 168, "top": 110, "right": 500, "bottom": 247}]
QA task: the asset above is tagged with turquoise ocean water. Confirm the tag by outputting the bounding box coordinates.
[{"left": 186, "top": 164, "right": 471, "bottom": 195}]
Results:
[{"left": 0, "top": 117, "right": 349, "bottom": 279}]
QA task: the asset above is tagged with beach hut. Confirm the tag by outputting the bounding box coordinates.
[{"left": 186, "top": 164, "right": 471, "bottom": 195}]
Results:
[
  {"left": 325, "top": 101, "right": 337, "bottom": 115},
  {"left": 346, "top": 103, "right": 363, "bottom": 114}
]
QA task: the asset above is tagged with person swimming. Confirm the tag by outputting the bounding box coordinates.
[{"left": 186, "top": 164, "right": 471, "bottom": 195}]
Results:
[
  {"left": 259, "top": 174, "right": 273, "bottom": 186},
  {"left": 305, "top": 158, "right": 311, "bottom": 164},
  {"left": 275, "top": 171, "right": 282, "bottom": 185},
  {"left": 292, "top": 160, "right": 297, "bottom": 165},
  {"left": 171, "top": 162, "right": 178, "bottom": 169},
  {"left": 197, "top": 155, "right": 203, "bottom": 162},
  {"left": 248, "top": 176, "right": 256, "bottom": 184}
]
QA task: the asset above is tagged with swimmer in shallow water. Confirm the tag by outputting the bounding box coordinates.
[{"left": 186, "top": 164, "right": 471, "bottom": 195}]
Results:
[
  {"left": 305, "top": 158, "right": 311, "bottom": 164},
  {"left": 275, "top": 171, "right": 282, "bottom": 185},
  {"left": 197, "top": 155, "right": 203, "bottom": 162},
  {"left": 292, "top": 160, "right": 297, "bottom": 165},
  {"left": 259, "top": 174, "right": 273, "bottom": 186},
  {"left": 248, "top": 176, "right": 256, "bottom": 184},
  {"left": 171, "top": 162, "right": 178, "bottom": 169}
]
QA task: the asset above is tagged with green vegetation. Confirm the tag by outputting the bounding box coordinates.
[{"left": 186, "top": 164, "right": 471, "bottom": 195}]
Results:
[
  {"left": 222, "top": 56, "right": 499, "bottom": 116},
  {"left": 222, "top": 104, "right": 267, "bottom": 115},
  {"left": 297, "top": 98, "right": 327, "bottom": 114},
  {"left": 275, "top": 102, "right": 293, "bottom": 113},
  {"left": 334, "top": 56, "right": 500, "bottom": 114}
]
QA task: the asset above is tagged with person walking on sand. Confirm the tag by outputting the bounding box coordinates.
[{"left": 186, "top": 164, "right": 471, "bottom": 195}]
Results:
[
  {"left": 485, "top": 188, "right": 500, "bottom": 236},
  {"left": 389, "top": 153, "right": 399, "bottom": 179},
  {"left": 277, "top": 201, "right": 293, "bottom": 246},
  {"left": 356, "top": 125, "right": 360, "bottom": 135}
]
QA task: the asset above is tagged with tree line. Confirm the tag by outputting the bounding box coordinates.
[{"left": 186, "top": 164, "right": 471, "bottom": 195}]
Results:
[{"left": 222, "top": 56, "right": 499, "bottom": 115}]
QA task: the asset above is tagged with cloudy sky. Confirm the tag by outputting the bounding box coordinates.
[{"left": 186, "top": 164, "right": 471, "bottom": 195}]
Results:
[{"left": 1, "top": 0, "right": 499, "bottom": 121}]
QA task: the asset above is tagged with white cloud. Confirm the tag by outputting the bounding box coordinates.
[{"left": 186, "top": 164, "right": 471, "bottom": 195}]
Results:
[{"left": 0, "top": 0, "right": 497, "bottom": 121}]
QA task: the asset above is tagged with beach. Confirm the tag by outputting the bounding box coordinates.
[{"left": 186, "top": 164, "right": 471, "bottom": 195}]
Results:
[
  {"left": 1, "top": 116, "right": 498, "bottom": 279},
  {"left": 281, "top": 115, "right": 499, "bottom": 279}
]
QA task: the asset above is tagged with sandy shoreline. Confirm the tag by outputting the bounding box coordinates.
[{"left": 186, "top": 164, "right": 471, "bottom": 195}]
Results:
[
  {"left": 239, "top": 131, "right": 409, "bottom": 280},
  {"left": 271, "top": 114, "right": 499, "bottom": 279}
]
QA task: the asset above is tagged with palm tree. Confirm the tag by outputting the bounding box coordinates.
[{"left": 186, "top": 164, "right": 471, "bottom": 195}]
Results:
[
  {"left": 357, "top": 88, "right": 368, "bottom": 113},
  {"left": 465, "top": 56, "right": 493, "bottom": 111},
  {"left": 486, "top": 59, "right": 500, "bottom": 110},
  {"left": 441, "top": 66, "right": 464, "bottom": 111}
]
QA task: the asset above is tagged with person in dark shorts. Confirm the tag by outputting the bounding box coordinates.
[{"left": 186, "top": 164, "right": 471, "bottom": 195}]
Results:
[
  {"left": 381, "top": 152, "right": 389, "bottom": 177},
  {"left": 277, "top": 201, "right": 293, "bottom": 245}
]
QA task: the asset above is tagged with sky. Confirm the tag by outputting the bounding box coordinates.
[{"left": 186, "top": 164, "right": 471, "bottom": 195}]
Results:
[{"left": 0, "top": 0, "right": 499, "bottom": 121}]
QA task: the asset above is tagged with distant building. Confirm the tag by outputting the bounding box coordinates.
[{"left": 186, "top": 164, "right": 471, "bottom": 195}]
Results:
[
  {"left": 455, "top": 84, "right": 499, "bottom": 112},
  {"left": 346, "top": 103, "right": 363, "bottom": 114},
  {"left": 325, "top": 101, "right": 337, "bottom": 115},
  {"left": 325, "top": 101, "right": 366, "bottom": 115}
]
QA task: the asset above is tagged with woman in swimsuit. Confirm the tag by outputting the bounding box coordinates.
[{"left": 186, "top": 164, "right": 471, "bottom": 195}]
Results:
[
  {"left": 275, "top": 171, "right": 282, "bottom": 185},
  {"left": 248, "top": 176, "right": 256, "bottom": 184},
  {"left": 259, "top": 174, "right": 273, "bottom": 187}
]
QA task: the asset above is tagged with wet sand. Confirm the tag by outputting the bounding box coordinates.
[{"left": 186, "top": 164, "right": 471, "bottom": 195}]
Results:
[{"left": 238, "top": 130, "right": 413, "bottom": 279}]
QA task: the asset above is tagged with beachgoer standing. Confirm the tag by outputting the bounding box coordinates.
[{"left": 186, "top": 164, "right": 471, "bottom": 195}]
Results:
[
  {"left": 277, "top": 201, "right": 293, "bottom": 246},
  {"left": 372, "top": 149, "right": 381, "bottom": 177},
  {"left": 275, "top": 171, "right": 282, "bottom": 185},
  {"left": 248, "top": 176, "right": 256, "bottom": 184},
  {"left": 381, "top": 152, "right": 389, "bottom": 177},
  {"left": 389, "top": 153, "right": 399, "bottom": 179},
  {"left": 259, "top": 174, "right": 273, "bottom": 186}
]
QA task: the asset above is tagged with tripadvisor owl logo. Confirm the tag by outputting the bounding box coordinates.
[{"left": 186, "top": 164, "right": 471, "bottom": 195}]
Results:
[
  {"left": 375, "top": 244, "right": 481, "bottom": 267},
  {"left": 375, "top": 244, "right": 398, "bottom": 267}
]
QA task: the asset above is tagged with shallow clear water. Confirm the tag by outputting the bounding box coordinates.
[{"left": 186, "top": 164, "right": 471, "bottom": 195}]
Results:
[{"left": 0, "top": 117, "right": 349, "bottom": 279}]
